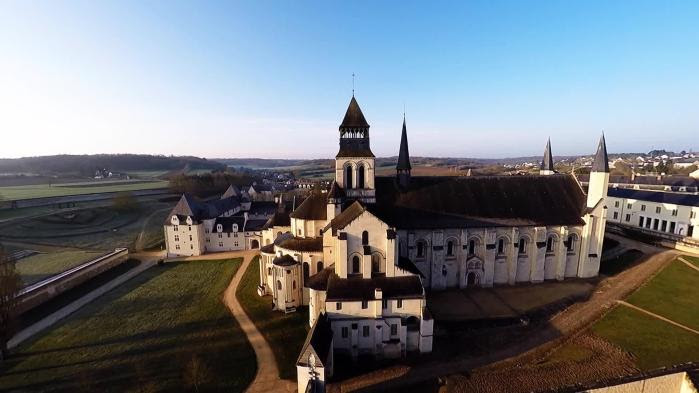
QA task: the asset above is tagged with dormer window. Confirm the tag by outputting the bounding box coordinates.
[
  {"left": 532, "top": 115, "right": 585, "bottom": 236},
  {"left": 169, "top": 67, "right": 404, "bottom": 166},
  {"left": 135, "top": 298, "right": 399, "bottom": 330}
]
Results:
[
  {"left": 217, "top": 224, "right": 223, "bottom": 232},
  {"left": 232, "top": 224, "right": 238, "bottom": 232}
]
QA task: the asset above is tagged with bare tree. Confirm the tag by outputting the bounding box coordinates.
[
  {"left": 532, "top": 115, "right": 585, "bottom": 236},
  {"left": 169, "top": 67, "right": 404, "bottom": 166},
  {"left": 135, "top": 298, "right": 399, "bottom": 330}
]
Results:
[
  {"left": 0, "top": 243, "right": 21, "bottom": 361},
  {"left": 183, "top": 354, "right": 212, "bottom": 393}
]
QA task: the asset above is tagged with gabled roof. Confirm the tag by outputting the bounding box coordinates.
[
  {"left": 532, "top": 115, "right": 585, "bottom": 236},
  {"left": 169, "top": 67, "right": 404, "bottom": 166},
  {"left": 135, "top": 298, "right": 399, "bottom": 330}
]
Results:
[
  {"left": 262, "top": 211, "right": 291, "bottom": 230},
  {"left": 165, "top": 194, "right": 239, "bottom": 224},
  {"left": 297, "top": 313, "right": 333, "bottom": 368},
  {"left": 339, "top": 96, "right": 370, "bottom": 129},
  {"left": 540, "top": 138, "right": 554, "bottom": 171},
  {"left": 396, "top": 116, "right": 412, "bottom": 171},
  {"left": 289, "top": 191, "right": 327, "bottom": 220},
  {"left": 327, "top": 181, "right": 345, "bottom": 200},
  {"left": 221, "top": 184, "right": 240, "bottom": 199},
  {"left": 323, "top": 201, "right": 365, "bottom": 234},
  {"left": 592, "top": 134, "right": 610, "bottom": 173}
]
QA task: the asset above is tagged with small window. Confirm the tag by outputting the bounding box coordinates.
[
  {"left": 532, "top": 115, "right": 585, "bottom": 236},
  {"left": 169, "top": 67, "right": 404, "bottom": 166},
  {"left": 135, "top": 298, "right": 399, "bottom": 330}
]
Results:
[
  {"left": 362, "top": 325, "right": 370, "bottom": 337},
  {"left": 390, "top": 324, "right": 398, "bottom": 336},
  {"left": 613, "top": 212, "right": 618, "bottom": 220},
  {"left": 468, "top": 240, "right": 476, "bottom": 255},
  {"left": 546, "top": 236, "right": 555, "bottom": 253},
  {"left": 625, "top": 214, "right": 631, "bottom": 222},
  {"left": 397, "top": 299, "right": 403, "bottom": 308},
  {"left": 641, "top": 204, "right": 646, "bottom": 211},
  {"left": 218, "top": 242, "right": 223, "bottom": 247},
  {"left": 614, "top": 201, "right": 619, "bottom": 208},
  {"left": 292, "top": 280, "right": 296, "bottom": 290},
  {"left": 189, "top": 235, "right": 193, "bottom": 241},
  {"left": 267, "top": 267, "right": 272, "bottom": 275},
  {"left": 382, "top": 299, "right": 388, "bottom": 309},
  {"left": 317, "top": 261, "right": 324, "bottom": 272},
  {"left": 336, "top": 302, "right": 342, "bottom": 310},
  {"left": 352, "top": 256, "right": 361, "bottom": 274},
  {"left": 175, "top": 244, "right": 180, "bottom": 250},
  {"left": 627, "top": 203, "right": 632, "bottom": 210},
  {"left": 656, "top": 206, "right": 661, "bottom": 214},
  {"left": 361, "top": 300, "right": 368, "bottom": 309},
  {"left": 341, "top": 327, "right": 348, "bottom": 338},
  {"left": 446, "top": 240, "right": 454, "bottom": 256},
  {"left": 174, "top": 225, "right": 179, "bottom": 231},
  {"left": 276, "top": 280, "right": 282, "bottom": 290},
  {"left": 518, "top": 238, "right": 527, "bottom": 254},
  {"left": 497, "top": 238, "right": 505, "bottom": 254},
  {"left": 416, "top": 241, "right": 426, "bottom": 258},
  {"left": 362, "top": 230, "right": 369, "bottom": 245},
  {"left": 672, "top": 209, "right": 678, "bottom": 217},
  {"left": 189, "top": 226, "right": 191, "bottom": 231},
  {"left": 174, "top": 235, "right": 179, "bottom": 242},
  {"left": 639, "top": 216, "right": 644, "bottom": 227}
]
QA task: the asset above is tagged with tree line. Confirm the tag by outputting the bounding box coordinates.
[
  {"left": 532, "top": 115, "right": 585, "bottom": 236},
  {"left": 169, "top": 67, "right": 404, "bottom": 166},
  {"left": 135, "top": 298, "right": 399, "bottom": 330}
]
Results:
[{"left": 169, "top": 171, "right": 257, "bottom": 197}]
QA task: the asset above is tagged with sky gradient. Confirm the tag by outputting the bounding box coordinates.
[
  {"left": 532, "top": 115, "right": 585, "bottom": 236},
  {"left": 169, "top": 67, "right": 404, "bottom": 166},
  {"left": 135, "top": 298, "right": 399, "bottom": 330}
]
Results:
[{"left": 1, "top": 1, "right": 698, "bottom": 159}]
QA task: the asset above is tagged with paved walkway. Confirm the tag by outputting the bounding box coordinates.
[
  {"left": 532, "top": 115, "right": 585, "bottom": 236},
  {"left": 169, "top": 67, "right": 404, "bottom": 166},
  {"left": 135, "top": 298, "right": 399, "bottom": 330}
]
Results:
[
  {"left": 616, "top": 300, "right": 699, "bottom": 335},
  {"left": 8, "top": 250, "right": 163, "bottom": 349},
  {"left": 221, "top": 251, "right": 296, "bottom": 393}
]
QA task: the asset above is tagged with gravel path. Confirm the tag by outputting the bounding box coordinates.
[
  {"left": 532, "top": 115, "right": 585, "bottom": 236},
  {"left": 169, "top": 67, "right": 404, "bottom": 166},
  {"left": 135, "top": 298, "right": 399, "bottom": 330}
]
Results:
[{"left": 338, "top": 234, "right": 680, "bottom": 392}]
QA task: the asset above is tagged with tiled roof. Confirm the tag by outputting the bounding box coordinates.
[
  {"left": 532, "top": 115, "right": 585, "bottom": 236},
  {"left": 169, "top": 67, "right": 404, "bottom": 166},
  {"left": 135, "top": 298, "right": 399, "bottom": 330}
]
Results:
[
  {"left": 326, "top": 275, "right": 424, "bottom": 301},
  {"left": 323, "top": 201, "right": 365, "bottom": 234},
  {"left": 289, "top": 191, "right": 327, "bottom": 220},
  {"left": 278, "top": 237, "right": 323, "bottom": 252},
  {"left": 262, "top": 211, "right": 291, "bottom": 230},
  {"left": 305, "top": 266, "right": 336, "bottom": 290},
  {"left": 273, "top": 254, "right": 297, "bottom": 266},
  {"left": 244, "top": 219, "right": 268, "bottom": 231},
  {"left": 608, "top": 188, "right": 699, "bottom": 207}
]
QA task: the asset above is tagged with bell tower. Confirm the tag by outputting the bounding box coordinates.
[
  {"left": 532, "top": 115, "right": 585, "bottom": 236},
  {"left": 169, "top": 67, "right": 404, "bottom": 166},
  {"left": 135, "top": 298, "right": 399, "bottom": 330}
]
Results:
[{"left": 335, "top": 95, "right": 376, "bottom": 203}]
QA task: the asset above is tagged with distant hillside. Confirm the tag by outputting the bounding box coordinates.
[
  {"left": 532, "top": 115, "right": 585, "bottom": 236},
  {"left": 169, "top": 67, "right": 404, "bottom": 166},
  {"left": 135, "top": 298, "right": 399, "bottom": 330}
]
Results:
[{"left": 0, "top": 154, "right": 225, "bottom": 177}]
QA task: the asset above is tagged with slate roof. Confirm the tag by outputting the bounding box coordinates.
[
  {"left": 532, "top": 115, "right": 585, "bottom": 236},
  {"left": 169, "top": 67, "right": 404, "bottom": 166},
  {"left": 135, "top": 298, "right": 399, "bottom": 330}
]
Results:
[
  {"left": 278, "top": 237, "right": 324, "bottom": 252},
  {"left": 540, "top": 138, "right": 554, "bottom": 171},
  {"left": 608, "top": 187, "right": 699, "bottom": 207},
  {"left": 213, "top": 216, "right": 246, "bottom": 232},
  {"left": 244, "top": 219, "right": 268, "bottom": 231},
  {"left": 325, "top": 274, "right": 424, "bottom": 301},
  {"left": 592, "top": 134, "right": 610, "bottom": 173},
  {"left": 165, "top": 194, "right": 240, "bottom": 224},
  {"left": 336, "top": 146, "right": 376, "bottom": 158},
  {"left": 289, "top": 191, "right": 327, "bottom": 220},
  {"left": 396, "top": 116, "right": 412, "bottom": 171},
  {"left": 297, "top": 313, "right": 333, "bottom": 368},
  {"left": 221, "top": 184, "right": 240, "bottom": 199},
  {"left": 578, "top": 174, "right": 699, "bottom": 187},
  {"left": 327, "top": 181, "right": 345, "bottom": 200},
  {"left": 323, "top": 201, "right": 365, "bottom": 234},
  {"left": 249, "top": 201, "right": 279, "bottom": 216},
  {"left": 260, "top": 243, "right": 275, "bottom": 254},
  {"left": 339, "top": 96, "right": 370, "bottom": 129},
  {"left": 262, "top": 211, "right": 291, "bottom": 230},
  {"left": 273, "top": 254, "right": 298, "bottom": 266},
  {"left": 367, "top": 175, "right": 587, "bottom": 228},
  {"left": 305, "top": 266, "right": 336, "bottom": 290}
]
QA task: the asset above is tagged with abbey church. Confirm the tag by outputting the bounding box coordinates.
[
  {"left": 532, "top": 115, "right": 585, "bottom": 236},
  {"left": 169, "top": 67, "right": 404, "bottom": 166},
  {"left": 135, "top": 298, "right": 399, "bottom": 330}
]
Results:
[{"left": 252, "top": 96, "right": 610, "bottom": 393}]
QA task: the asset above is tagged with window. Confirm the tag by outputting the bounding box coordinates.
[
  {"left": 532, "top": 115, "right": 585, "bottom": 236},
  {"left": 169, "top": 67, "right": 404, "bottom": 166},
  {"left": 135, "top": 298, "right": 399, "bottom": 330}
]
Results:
[
  {"left": 341, "top": 327, "right": 349, "bottom": 338},
  {"left": 497, "top": 238, "right": 505, "bottom": 254},
  {"left": 218, "top": 242, "right": 223, "bottom": 247},
  {"left": 645, "top": 218, "right": 651, "bottom": 229},
  {"left": 206, "top": 238, "right": 210, "bottom": 243},
  {"left": 345, "top": 165, "right": 353, "bottom": 189},
  {"left": 397, "top": 299, "right": 403, "bottom": 308},
  {"left": 218, "top": 233, "right": 222, "bottom": 239},
  {"left": 188, "top": 226, "right": 191, "bottom": 231},
  {"left": 317, "top": 261, "right": 324, "bottom": 272},
  {"left": 175, "top": 244, "right": 180, "bottom": 250},
  {"left": 638, "top": 216, "right": 644, "bottom": 227},
  {"left": 205, "top": 228, "right": 209, "bottom": 234},
  {"left": 371, "top": 253, "right": 381, "bottom": 273},
  {"left": 656, "top": 206, "right": 661, "bottom": 214},
  {"left": 292, "top": 281, "right": 296, "bottom": 290},
  {"left": 189, "top": 235, "right": 193, "bottom": 241},
  {"left": 336, "top": 302, "right": 342, "bottom": 310},
  {"left": 661, "top": 220, "right": 667, "bottom": 232},
  {"left": 382, "top": 299, "right": 388, "bottom": 309},
  {"left": 613, "top": 212, "right": 619, "bottom": 220},
  {"left": 362, "top": 231, "right": 369, "bottom": 245},
  {"left": 669, "top": 221, "right": 676, "bottom": 233},
  {"left": 518, "top": 238, "right": 527, "bottom": 255},
  {"left": 653, "top": 219, "right": 659, "bottom": 230},
  {"left": 357, "top": 164, "right": 365, "bottom": 188},
  {"left": 441, "top": 265, "right": 447, "bottom": 276},
  {"left": 390, "top": 324, "right": 398, "bottom": 336},
  {"left": 416, "top": 241, "right": 426, "bottom": 258},
  {"left": 361, "top": 300, "right": 368, "bottom": 309},
  {"left": 352, "top": 256, "right": 361, "bottom": 274},
  {"left": 276, "top": 280, "right": 282, "bottom": 290},
  {"left": 566, "top": 234, "right": 576, "bottom": 253},
  {"left": 362, "top": 326, "right": 370, "bottom": 337},
  {"left": 546, "top": 236, "right": 555, "bottom": 253},
  {"left": 627, "top": 203, "right": 632, "bottom": 210},
  {"left": 468, "top": 239, "right": 476, "bottom": 255},
  {"left": 625, "top": 214, "right": 631, "bottom": 222},
  {"left": 672, "top": 209, "right": 678, "bottom": 217},
  {"left": 446, "top": 240, "right": 455, "bottom": 256},
  {"left": 691, "top": 211, "right": 696, "bottom": 219},
  {"left": 174, "top": 235, "right": 180, "bottom": 242},
  {"left": 641, "top": 204, "right": 646, "bottom": 212},
  {"left": 614, "top": 201, "right": 619, "bottom": 208},
  {"left": 234, "top": 242, "right": 239, "bottom": 247},
  {"left": 174, "top": 225, "right": 179, "bottom": 231},
  {"left": 267, "top": 267, "right": 272, "bottom": 275},
  {"left": 190, "top": 244, "right": 193, "bottom": 249}
]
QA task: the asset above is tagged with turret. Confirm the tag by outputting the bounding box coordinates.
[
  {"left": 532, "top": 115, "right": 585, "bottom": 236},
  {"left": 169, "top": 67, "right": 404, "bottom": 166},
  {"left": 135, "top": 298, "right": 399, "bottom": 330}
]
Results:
[
  {"left": 539, "top": 138, "right": 555, "bottom": 175},
  {"left": 396, "top": 115, "right": 412, "bottom": 188},
  {"left": 587, "top": 134, "right": 610, "bottom": 208},
  {"left": 326, "top": 181, "right": 344, "bottom": 221}
]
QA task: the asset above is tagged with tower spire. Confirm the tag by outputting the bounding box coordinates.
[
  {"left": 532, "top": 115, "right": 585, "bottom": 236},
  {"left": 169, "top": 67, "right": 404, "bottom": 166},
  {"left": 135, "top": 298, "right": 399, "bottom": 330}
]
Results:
[
  {"left": 540, "top": 138, "right": 555, "bottom": 175},
  {"left": 397, "top": 115, "right": 412, "bottom": 188},
  {"left": 591, "top": 133, "right": 610, "bottom": 173}
]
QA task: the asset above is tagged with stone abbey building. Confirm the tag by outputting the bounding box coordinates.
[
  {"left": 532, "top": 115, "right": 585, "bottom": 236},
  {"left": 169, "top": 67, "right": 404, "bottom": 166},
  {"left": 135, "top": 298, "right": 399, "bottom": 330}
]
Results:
[{"left": 252, "top": 96, "right": 610, "bottom": 393}]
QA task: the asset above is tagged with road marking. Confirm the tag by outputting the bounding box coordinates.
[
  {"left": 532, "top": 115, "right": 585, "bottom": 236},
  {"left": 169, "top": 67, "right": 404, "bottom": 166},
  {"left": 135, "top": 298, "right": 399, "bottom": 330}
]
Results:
[{"left": 616, "top": 300, "right": 699, "bottom": 336}]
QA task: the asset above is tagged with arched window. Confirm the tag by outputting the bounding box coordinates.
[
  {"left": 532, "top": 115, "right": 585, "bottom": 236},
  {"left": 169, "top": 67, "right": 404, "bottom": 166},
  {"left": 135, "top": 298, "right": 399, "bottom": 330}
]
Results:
[
  {"left": 497, "top": 238, "right": 505, "bottom": 254},
  {"left": 567, "top": 234, "right": 577, "bottom": 253},
  {"left": 416, "top": 241, "right": 426, "bottom": 258},
  {"left": 371, "top": 253, "right": 382, "bottom": 273},
  {"left": 357, "top": 164, "right": 365, "bottom": 188},
  {"left": 276, "top": 280, "right": 282, "bottom": 290},
  {"left": 317, "top": 261, "right": 324, "bottom": 272},
  {"left": 345, "top": 165, "right": 353, "bottom": 189},
  {"left": 446, "top": 240, "right": 455, "bottom": 257},
  {"left": 292, "top": 280, "right": 296, "bottom": 290},
  {"left": 468, "top": 239, "right": 476, "bottom": 256},
  {"left": 362, "top": 230, "right": 369, "bottom": 245},
  {"left": 352, "top": 256, "right": 361, "bottom": 274},
  {"left": 546, "top": 236, "right": 556, "bottom": 254},
  {"left": 303, "top": 262, "right": 310, "bottom": 281},
  {"left": 518, "top": 238, "right": 528, "bottom": 255}
]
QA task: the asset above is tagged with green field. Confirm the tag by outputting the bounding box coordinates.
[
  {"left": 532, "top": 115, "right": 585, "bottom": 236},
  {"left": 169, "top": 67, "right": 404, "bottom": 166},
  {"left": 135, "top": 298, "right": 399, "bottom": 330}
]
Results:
[
  {"left": 16, "top": 250, "right": 104, "bottom": 286},
  {"left": 684, "top": 255, "right": 699, "bottom": 267},
  {"left": 0, "top": 258, "right": 256, "bottom": 392},
  {"left": 626, "top": 260, "right": 699, "bottom": 330},
  {"left": 591, "top": 305, "right": 699, "bottom": 370},
  {"left": 236, "top": 256, "right": 309, "bottom": 380},
  {"left": 591, "top": 256, "right": 699, "bottom": 370},
  {"left": 0, "top": 180, "right": 168, "bottom": 201}
]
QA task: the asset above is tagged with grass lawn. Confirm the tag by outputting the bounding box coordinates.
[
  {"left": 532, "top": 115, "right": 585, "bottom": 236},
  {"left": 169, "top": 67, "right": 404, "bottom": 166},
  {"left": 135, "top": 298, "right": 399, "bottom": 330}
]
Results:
[
  {"left": 626, "top": 259, "right": 699, "bottom": 330},
  {"left": 236, "top": 256, "right": 309, "bottom": 380},
  {"left": 683, "top": 255, "right": 699, "bottom": 267},
  {"left": 0, "top": 180, "right": 168, "bottom": 201},
  {"left": 591, "top": 305, "right": 699, "bottom": 370},
  {"left": 15, "top": 250, "right": 105, "bottom": 286},
  {"left": 0, "top": 258, "right": 256, "bottom": 392}
]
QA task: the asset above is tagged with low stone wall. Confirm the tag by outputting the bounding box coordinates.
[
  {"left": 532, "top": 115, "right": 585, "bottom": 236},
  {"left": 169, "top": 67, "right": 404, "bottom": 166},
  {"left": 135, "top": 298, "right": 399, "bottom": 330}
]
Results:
[{"left": 16, "top": 248, "right": 129, "bottom": 314}]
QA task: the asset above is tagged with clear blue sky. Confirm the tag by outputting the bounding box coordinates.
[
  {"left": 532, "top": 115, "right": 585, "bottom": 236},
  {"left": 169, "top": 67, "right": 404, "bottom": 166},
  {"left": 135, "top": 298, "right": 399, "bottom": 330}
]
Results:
[{"left": 1, "top": 1, "right": 697, "bottom": 159}]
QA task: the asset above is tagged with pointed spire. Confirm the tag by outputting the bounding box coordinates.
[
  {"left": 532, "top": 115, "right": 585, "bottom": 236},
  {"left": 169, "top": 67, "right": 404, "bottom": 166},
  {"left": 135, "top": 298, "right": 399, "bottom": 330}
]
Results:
[
  {"left": 591, "top": 133, "right": 610, "bottom": 173},
  {"left": 339, "top": 96, "right": 369, "bottom": 129},
  {"left": 540, "top": 138, "right": 554, "bottom": 171},
  {"left": 396, "top": 115, "right": 412, "bottom": 171}
]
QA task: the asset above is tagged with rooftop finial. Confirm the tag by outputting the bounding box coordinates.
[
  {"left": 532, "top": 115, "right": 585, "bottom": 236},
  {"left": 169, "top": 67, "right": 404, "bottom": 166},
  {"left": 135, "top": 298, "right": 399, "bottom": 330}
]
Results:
[{"left": 352, "top": 73, "right": 355, "bottom": 96}]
